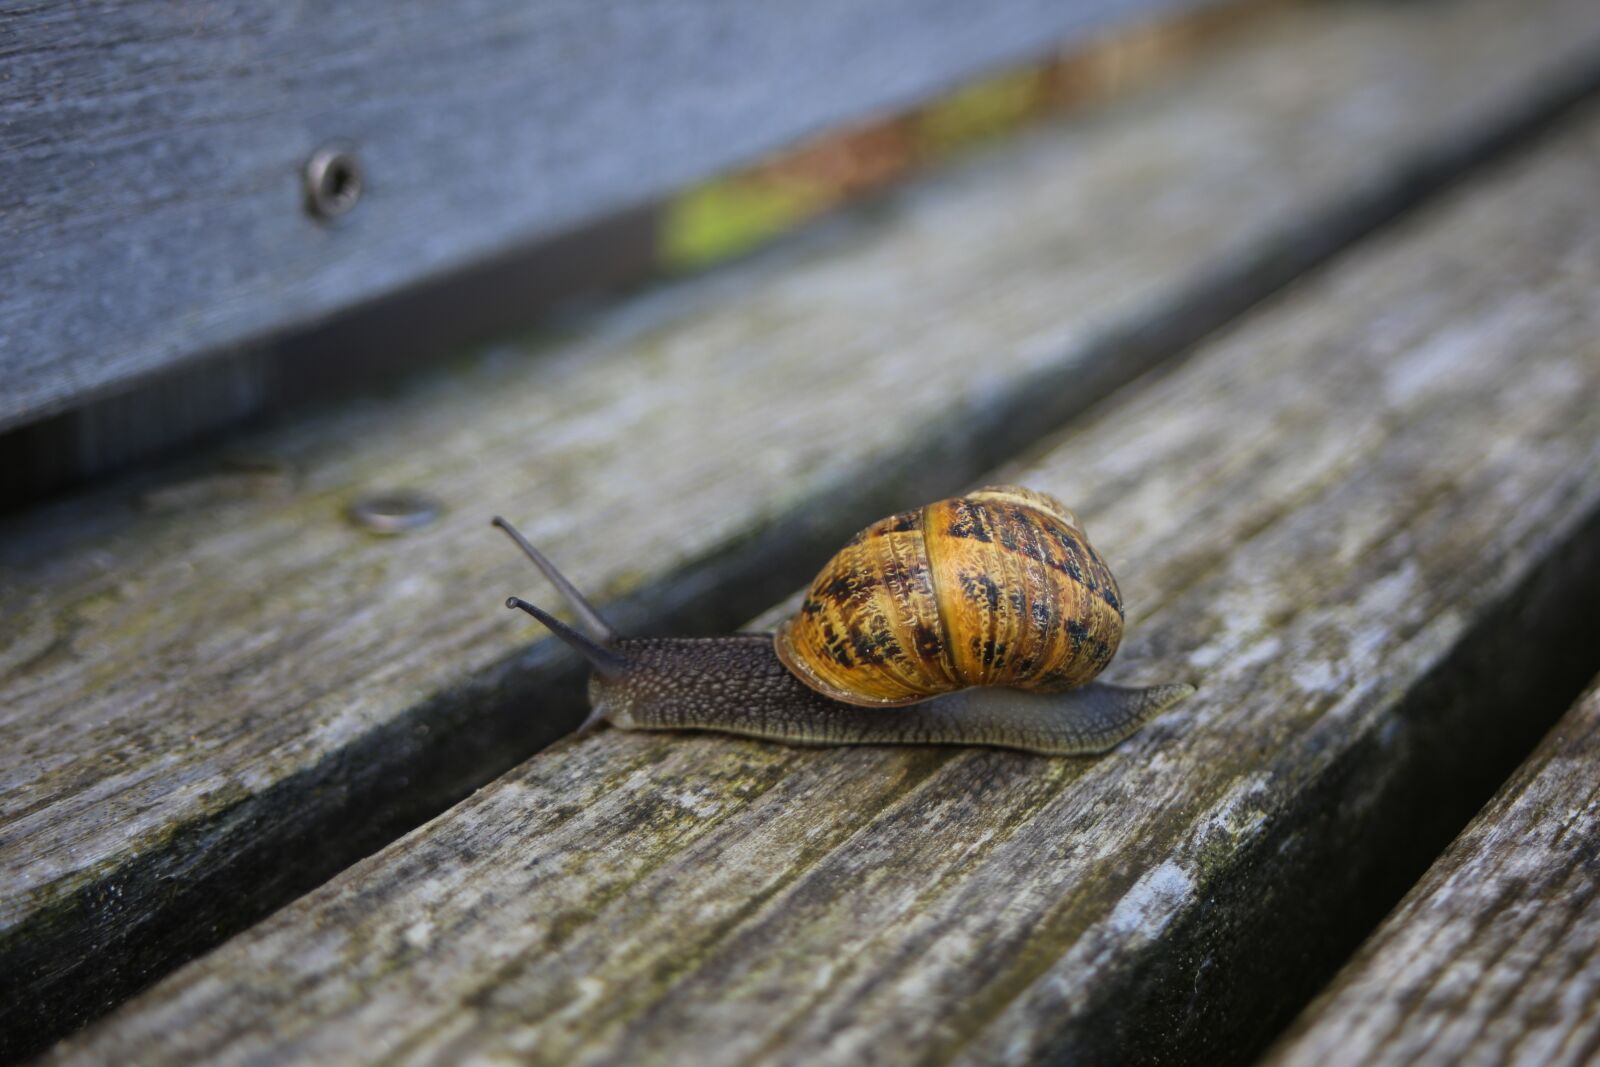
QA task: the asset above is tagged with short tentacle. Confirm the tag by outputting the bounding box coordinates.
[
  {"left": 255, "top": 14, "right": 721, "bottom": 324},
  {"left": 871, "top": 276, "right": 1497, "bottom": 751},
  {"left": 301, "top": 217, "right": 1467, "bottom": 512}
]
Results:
[{"left": 505, "top": 596, "right": 628, "bottom": 676}]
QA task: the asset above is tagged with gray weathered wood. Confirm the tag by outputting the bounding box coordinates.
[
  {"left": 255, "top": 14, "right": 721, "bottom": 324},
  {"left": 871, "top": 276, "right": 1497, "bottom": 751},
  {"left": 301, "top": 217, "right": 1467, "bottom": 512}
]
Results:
[
  {"left": 0, "top": 0, "right": 1203, "bottom": 433},
  {"left": 42, "top": 90, "right": 1600, "bottom": 1067},
  {"left": 5, "top": 0, "right": 1600, "bottom": 1055},
  {"left": 1262, "top": 679, "right": 1600, "bottom": 1067}
]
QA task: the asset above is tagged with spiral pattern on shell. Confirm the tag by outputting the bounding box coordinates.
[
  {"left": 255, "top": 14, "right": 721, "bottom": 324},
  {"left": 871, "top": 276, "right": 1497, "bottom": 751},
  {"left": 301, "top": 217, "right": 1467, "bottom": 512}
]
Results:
[{"left": 773, "top": 486, "right": 1124, "bottom": 708}]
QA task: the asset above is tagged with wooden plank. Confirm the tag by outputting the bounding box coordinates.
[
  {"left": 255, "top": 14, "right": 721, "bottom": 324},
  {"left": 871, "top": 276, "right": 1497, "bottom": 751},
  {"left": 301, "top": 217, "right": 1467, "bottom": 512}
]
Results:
[
  {"left": 0, "top": 0, "right": 1258, "bottom": 505},
  {"left": 5, "top": 0, "right": 1600, "bottom": 1055},
  {"left": 1262, "top": 679, "right": 1600, "bottom": 1067},
  {"left": 41, "top": 91, "right": 1600, "bottom": 1067},
  {"left": 0, "top": 0, "right": 1204, "bottom": 433}
]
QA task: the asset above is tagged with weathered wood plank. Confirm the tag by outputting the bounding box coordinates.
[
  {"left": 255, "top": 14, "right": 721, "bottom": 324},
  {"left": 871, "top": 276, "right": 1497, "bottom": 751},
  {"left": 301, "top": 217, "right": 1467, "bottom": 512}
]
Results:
[
  {"left": 5, "top": 0, "right": 1600, "bottom": 1055},
  {"left": 0, "top": 0, "right": 1204, "bottom": 432},
  {"left": 1262, "top": 678, "right": 1600, "bottom": 1067},
  {"left": 43, "top": 91, "right": 1600, "bottom": 1067}
]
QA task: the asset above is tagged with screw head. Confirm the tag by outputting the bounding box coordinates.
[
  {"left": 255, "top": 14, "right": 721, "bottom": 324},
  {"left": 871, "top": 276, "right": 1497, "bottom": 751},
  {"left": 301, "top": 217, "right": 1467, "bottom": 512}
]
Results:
[
  {"left": 348, "top": 491, "right": 442, "bottom": 535},
  {"left": 304, "top": 145, "right": 363, "bottom": 220}
]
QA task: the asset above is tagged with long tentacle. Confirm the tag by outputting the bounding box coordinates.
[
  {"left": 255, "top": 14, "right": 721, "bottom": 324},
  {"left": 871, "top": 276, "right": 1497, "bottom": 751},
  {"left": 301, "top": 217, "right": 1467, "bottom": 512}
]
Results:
[{"left": 492, "top": 517, "right": 616, "bottom": 643}]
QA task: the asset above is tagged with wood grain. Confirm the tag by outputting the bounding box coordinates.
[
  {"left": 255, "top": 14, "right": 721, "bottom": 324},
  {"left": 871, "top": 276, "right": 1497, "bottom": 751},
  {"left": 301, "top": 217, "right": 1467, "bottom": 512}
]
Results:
[
  {"left": 1262, "top": 679, "right": 1600, "bottom": 1067},
  {"left": 5, "top": 0, "right": 1600, "bottom": 1055},
  {"left": 41, "top": 90, "right": 1600, "bottom": 1067},
  {"left": 0, "top": 0, "right": 1201, "bottom": 432}
]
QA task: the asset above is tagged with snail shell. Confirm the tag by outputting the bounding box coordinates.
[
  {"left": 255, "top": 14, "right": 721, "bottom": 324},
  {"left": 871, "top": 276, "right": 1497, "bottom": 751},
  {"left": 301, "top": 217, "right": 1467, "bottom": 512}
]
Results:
[{"left": 774, "top": 485, "right": 1123, "bottom": 708}]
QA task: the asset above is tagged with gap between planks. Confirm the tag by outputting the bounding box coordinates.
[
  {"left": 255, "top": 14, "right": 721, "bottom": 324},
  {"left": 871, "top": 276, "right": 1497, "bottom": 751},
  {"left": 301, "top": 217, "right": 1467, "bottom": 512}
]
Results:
[
  {"left": 6, "top": 0, "right": 1600, "bottom": 1058},
  {"left": 39, "top": 84, "right": 1600, "bottom": 1067},
  {"left": 1262, "top": 677, "right": 1600, "bottom": 1067}
]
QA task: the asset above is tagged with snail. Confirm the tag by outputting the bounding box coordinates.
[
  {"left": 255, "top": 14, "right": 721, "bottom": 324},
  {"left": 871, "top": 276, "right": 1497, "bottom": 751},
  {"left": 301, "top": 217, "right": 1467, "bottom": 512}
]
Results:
[{"left": 494, "top": 486, "right": 1192, "bottom": 755}]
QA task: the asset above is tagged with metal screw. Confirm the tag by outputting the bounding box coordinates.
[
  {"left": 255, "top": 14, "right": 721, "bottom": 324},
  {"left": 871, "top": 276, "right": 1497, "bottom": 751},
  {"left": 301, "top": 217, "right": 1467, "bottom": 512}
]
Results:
[
  {"left": 304, "top": 145, "right": 363, "bottom": 220},
  {"left": 348, "top": 491, "right": 442, "bottom": 535}
]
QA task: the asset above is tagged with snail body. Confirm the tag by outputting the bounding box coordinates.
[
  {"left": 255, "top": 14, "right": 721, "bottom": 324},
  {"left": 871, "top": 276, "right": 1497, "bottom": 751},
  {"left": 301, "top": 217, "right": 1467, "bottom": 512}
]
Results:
[{"left": 495, "top": 486, "right": 1191, "bottom": 756}]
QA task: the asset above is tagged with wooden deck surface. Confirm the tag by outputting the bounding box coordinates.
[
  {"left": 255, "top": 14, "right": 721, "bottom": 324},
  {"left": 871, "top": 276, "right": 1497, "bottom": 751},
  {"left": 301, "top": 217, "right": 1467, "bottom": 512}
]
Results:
[
  {"left": 38, "top": 88, "right": 1600, "bottom": 1067},
  {"left": 8, "top": 0, "right": 1594, "bottom": 1055},
  {"left": 6, "top": 0, "right": 1600, "bottom": 1061}
]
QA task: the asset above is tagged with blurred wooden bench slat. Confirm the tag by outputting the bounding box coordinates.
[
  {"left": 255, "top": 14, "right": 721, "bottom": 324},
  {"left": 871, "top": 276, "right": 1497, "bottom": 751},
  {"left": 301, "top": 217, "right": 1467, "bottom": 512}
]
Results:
[
  {"left": 1263, "top": 678, "right": 1600, "bottom": 1067},
  {"left": 44, "top": 91, "right": 1600, "bottom": 1067},
  {"left": 6, "top": 0, "right": 1600, "bottom": 1057},
  {"left": 0, "top": 0, "right": 1204, "bottom": 433}
]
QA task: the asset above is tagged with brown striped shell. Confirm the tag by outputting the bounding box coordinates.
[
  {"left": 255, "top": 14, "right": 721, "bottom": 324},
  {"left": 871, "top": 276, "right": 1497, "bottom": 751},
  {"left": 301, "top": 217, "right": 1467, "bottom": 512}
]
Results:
[{"left": 773, "top": 486, "right": 1124, "bottom": 708}]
